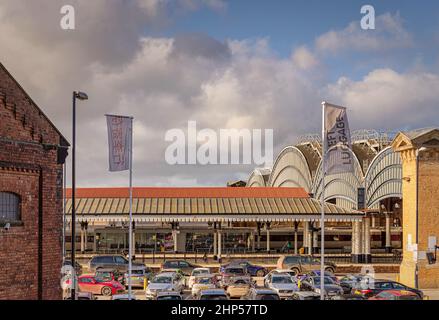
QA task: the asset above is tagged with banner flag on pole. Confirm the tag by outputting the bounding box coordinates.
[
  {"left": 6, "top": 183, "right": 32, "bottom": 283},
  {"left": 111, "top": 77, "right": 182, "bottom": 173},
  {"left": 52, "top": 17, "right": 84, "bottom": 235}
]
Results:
[
  {"left": 324, "top": 103, "right": 354, "bottom": 175},
  {"left": 106, "top": 115, "right": 132, "bottom": 172},
  {"left": 106, "top": 114, "right": 134, "bottom": 300}
]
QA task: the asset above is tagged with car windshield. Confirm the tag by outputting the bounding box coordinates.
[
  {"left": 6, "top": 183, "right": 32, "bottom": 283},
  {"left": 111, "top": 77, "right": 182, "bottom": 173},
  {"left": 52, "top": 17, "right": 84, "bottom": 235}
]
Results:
[
  {"left": 153, "top": 276, "right": 172, "bottom": 284},
  {"left": 193, "top": 269, "right": 209, "bottom": 276},
  {"left": 313, "top": 277, "right": 334, "bottom": 285},
  {"left": 158, "top": 296, "right": 181, "bottom": 300},
  {"left": 225, "top": 268, "right": 245, "bottom": 275},
  {"left": 232, "top": 279, "right": 250, "bottom": 285},
  {"left": 196, "top": 277, "right": 213, "bottom": 284},
  {"left": 131, "top": 270, "right": 144, "bottom": 275},
  {"left": 257, "top": 294, "right": 280, "bottom": 300},
  {"left": 201, "top": 295, "right": 228, "bottom": 300},
  {"left": 272, "top": 276, "right": 293, "bottom": 284}
]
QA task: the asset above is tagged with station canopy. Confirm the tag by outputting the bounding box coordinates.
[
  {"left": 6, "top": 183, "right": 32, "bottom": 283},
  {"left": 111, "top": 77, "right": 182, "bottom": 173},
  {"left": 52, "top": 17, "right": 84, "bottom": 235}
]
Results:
[{"left": 65, "top": 187, "right": 363, "bottom": 223}]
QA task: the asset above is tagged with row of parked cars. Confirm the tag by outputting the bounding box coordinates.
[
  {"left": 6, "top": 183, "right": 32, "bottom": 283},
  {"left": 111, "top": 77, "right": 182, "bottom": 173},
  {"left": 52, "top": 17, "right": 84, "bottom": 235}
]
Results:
[{"left": 62, "top": 254, "right": 425, "bottom": 300}]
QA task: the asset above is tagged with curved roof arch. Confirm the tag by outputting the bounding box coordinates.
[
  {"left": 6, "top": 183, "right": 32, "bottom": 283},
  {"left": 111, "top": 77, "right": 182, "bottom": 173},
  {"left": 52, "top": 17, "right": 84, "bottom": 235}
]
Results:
[
  {"left": 364, "top": 146, "right": 402, "bottom": 208},
  {"left": 247, "top": 168, "right": 272, "bottom": 187},
  {"left": 268, "top": 146, "right": 313, "bottom": 192},
  {"left": 312, "top": 150, "right": 363, "bottom": 209}
]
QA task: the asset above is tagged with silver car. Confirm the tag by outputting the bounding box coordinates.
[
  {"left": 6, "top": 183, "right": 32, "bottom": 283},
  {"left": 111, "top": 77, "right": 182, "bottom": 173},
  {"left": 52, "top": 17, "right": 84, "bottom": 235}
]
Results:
[
  {"left": 145, "top": 272, "right": 185, "bottom": 300},
  {"left": 264, "top": 274, "right": 299, "bottom": 299},
  {"left": 300, "top": 276, "right": 343, "bottom": 298}
]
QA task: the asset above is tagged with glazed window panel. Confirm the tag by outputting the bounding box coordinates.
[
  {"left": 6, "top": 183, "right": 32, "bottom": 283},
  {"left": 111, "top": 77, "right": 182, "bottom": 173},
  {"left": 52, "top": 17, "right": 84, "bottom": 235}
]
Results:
[{"left": 0, "top": 192, "right": 21, "bottom": 222}]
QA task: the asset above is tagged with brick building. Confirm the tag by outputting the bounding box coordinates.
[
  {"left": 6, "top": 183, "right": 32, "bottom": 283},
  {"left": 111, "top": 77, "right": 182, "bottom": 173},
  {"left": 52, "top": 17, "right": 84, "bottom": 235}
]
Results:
[{"left": 0, "top": 63, "right": 69, "bottom": 299}]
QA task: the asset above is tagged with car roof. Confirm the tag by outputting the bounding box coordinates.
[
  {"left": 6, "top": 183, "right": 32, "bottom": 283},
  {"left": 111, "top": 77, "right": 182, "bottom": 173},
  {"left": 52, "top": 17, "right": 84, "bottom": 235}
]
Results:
[
  {"left": 157, "top": 291, "right": 181, "bottom": 296},
  {"left": 192, "top": 267, "right": 210, "bottom": 271},
  {"left": 200, "top": 289, "right": 226, "bottom": 295},
  {"left": 254, "top": 289, "right": 277, "bottom": 294},
  {"left": 156, "top": 272, "right": 176, "bottom": 277}
]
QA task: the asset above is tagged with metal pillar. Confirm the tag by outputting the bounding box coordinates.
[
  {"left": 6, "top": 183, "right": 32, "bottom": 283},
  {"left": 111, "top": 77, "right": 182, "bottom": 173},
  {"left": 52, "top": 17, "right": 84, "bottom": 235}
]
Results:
[
  {"left": 294, "top": 222, "right": 298, "bottom": 255},
  {"left": 266, "top": 228, "right": 271, "bottom": 252},
  {"left": 217, "top": 230, "right": 222, "bottom": 262},
  {"left": 385, "top": 214, "right": 392, "bottom": 253},
  {"left": 303, "top": 221, "right": 308, "bottom": 253},
  {"left": 213, "top": 230, "right": 218, "bottom": 257},
  {"left": 307, "top": 222, "right": 313, "bottom": 255}
]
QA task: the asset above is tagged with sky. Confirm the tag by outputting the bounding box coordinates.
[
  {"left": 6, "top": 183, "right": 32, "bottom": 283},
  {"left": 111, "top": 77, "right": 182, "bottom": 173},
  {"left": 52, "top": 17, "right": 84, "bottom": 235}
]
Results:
[{"left": 1, "top": 0, "right": 439, "bottom": 187}]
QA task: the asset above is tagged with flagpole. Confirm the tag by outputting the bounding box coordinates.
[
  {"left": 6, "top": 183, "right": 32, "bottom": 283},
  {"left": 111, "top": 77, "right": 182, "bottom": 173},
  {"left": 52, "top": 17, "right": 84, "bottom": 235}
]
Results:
[
  {"left": 128, "top": 117, "right": 133, "bottom": 300},
  {"left": 320, "top": 101, "right": 326, "bottom": 300}
]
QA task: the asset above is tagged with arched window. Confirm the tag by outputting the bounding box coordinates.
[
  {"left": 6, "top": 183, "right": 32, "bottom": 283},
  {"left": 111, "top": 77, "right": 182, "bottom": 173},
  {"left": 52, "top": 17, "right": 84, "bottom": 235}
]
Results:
[{"left": 0, "top": 192, "right": 21, "bottom": 222}]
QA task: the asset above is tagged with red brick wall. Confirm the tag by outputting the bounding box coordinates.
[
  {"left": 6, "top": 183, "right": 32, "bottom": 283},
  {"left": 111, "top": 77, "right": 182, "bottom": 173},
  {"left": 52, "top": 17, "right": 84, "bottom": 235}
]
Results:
[{"left": 0, "top": 64, "right": 65, "bottom": 300}]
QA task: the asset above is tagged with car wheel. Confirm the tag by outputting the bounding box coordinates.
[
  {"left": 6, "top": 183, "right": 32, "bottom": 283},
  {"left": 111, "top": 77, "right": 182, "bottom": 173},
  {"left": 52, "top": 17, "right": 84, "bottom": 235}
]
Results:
[
  {"left": 101, "top": 286, "right": 112, "bottom": 296},
  {"left": 325, "top": 267, "right": 334, "bottom": 274},
  {"left": 256, "top": 269, "right": 265, "bottom": 277},
  {"left": 290, "top": 268, "right": 300, "bottom": 276}
]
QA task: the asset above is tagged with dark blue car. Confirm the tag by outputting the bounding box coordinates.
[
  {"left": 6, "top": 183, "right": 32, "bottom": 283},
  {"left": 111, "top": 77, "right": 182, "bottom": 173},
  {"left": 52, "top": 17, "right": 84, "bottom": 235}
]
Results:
[{"left": 220, "top": 260, "right": 267, "bottom": 277}]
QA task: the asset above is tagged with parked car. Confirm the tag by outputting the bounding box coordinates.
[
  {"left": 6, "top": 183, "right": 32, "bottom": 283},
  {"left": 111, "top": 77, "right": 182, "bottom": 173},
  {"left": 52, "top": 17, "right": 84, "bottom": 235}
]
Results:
[
  {"left": 192, "top": 274, "right": 219, "bottom": 297},
  {"left": 241, "top": 288, "right": 280, "bottom": 300},
  {"left": 145, "top": 272, "right": 185, "bottom": 300},
  {"left": 331, "top": 294, "right": 366, "bottom": 300},
  {"left": 226, "top": 277, "right": 254, "bottom": 299},
  {"left": 277, "top": 255, "right": 336, "bottom": 275},
  {"left": 352, "top": 279, "right": 424, "bottom": 299},
  {"left": 89, "top": 255, "right": 145, "bottom": 272},
  {"left": 304, "top": 270, "right": 338, "bottom": 284},
  {"left": 220, "top": 260, "right": 268, "bottom": 277},
  {"left": 197, "top": 289, "right": 229, "bottom": 300},
  {"left": 95, "top": 268, "right": 125, "bottom": 285},
  {"left": 339, "top": 274, "right": 372, "bottom": 294},
  {"left": 188, "top": 268, "right": 211, "bottom": 288},
  {"left": 63, "top": 292, "right": 96, "bottom": 300},
  {"left": 220, "top": 266, "right": 250, "bottom": 287},
  {"left": 74, "top": 274, "right": 125, "bottom": 296},
  {"left": 161, "top": 260, "right": 200, "bottom": 275},
  {"left": 264, "top": 273, "right": 299, "bottom": 299},
  {"left": 266, "top": 269, "right": 298, "bottom": 278},
  {"left": 369, "top": 290, "right": 422, "bottom": 300},
  {"left": 288, "top": 291, "right": 320, "bottom": 300},
  {"left": 156, "top": 291, "right": 183, "bottom": 300},
  {"left": 112, "top": 293, "right": 136, "bottom": 300},
  {"left": 299, "top": 276, "right": 343, "bottom": 298},
  {"left": 124, "top": 266, "right": 153, "bottom": 288}
]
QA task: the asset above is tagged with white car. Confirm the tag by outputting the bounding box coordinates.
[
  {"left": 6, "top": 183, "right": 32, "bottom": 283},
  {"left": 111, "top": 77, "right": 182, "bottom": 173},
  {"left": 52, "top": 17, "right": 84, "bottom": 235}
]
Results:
[
  {"left": 264, "top": 273, "right": 299, "bottom": 299},
  {"left": 188, "top": 267, "right": 211, "bottom": 288},
  {"left": 191, "top": 274, "right": 218, "bottom": 297},
  {"left": 145, "top": 272, "right": 185, "bottom": 300},
  {"left": 156, "top": 291, "right": 183, "bottom": 300},
  {"left": 266, "top": 269, "right": 298, "bottom": 279}
]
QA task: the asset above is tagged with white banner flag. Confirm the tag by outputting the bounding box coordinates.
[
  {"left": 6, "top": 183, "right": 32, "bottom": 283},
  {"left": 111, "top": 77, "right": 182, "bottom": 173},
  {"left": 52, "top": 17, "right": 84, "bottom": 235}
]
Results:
[
  {"left": 106, "top": 115, "right": 132, "bottom": 172},
  {"left": 324, "top": 103, "right": 353, "bottom": 175}
]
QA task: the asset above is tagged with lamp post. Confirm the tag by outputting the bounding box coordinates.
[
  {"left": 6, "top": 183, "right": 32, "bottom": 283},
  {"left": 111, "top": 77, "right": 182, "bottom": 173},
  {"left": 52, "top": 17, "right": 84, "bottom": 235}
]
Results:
[{"left": 71, "top": 91, "right": 88, "bottom": 300}]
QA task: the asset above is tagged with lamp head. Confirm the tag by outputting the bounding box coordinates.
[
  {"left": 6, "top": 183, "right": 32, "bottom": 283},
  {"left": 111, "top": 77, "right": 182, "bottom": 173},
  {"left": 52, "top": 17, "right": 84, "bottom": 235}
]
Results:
[{"left": 74, "top": 91, "right": 88, "bottom": 100}]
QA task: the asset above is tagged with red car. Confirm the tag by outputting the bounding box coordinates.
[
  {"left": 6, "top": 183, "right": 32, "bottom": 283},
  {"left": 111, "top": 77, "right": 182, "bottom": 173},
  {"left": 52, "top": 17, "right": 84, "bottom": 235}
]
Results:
[
  {"left": 68, "top": 274, "right": 125, "bottom": 296},
  {"left": 369, "top": 290, "right": 421, "bottom": 300}
]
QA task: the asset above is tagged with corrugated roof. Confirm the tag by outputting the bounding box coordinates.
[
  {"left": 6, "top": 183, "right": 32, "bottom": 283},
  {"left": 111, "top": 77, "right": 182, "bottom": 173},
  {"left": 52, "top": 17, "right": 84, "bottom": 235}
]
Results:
[
  {"left": 65, "top": 187, "right": 359, "bottom": 216},
  {"left": 66, "top": 187, "right": 310, "bottom": 199}
]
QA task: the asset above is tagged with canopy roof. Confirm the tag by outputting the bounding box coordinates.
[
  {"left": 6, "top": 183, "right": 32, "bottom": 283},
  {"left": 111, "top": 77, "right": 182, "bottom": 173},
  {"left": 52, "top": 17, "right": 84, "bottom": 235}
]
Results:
[{"left": 65, "top": 187, "right": 362, "bottom": 223}]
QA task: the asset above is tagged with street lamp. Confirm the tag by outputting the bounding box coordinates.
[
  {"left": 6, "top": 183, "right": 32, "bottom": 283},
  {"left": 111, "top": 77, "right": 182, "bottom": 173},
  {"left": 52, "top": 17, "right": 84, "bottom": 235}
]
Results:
[{"left": 71, "top": 91, "right": 88, "bottom": 300}]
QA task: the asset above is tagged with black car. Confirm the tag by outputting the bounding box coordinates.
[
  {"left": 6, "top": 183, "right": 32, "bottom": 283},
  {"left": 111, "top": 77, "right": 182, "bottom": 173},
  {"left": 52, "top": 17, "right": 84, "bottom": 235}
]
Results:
[
  {"left": 88, "top": 255, "right": 145, "bottom": 272},
  {"left": 351, "top": 279, "right": 424, "bottom": 299}
]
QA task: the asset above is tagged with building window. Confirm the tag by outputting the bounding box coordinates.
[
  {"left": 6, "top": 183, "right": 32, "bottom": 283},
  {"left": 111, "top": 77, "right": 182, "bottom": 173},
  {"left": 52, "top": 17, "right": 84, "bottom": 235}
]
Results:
[{"left": 0, "top": 192, "right": 21, "bottom": 222}]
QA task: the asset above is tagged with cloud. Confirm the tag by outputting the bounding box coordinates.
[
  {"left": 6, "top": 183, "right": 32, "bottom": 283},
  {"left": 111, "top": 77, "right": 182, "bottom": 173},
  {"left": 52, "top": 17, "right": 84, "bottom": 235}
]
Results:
[
  {"left": 0, "top": 2, "right": 437, "bottom": 187},
  {"left": 291, "top": 46, "right": 319, "bottom": 70},
  {"left": 324, "top": 68, "right": 439, "bottom": 130},
  {"left": 315, "top": 13, "right": 413, "bottom": 54}
]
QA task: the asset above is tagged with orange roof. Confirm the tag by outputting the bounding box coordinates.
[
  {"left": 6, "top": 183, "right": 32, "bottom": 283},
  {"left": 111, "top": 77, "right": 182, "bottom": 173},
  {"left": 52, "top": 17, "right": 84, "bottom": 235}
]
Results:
[{"left": 65, "top": 187, "right": 310, "bottom": 199}]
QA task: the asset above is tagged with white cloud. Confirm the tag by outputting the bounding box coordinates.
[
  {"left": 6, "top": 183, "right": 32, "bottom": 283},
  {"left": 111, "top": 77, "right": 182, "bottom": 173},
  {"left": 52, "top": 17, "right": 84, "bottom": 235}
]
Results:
[
  {"left": 324, "top": 68, "right": 439, "bottom": 130},
  {"left": 315, "top": 13, "right": 413, "bottom": 54},
  {"left": 291, "top": 46, "right": 319, "bottom": 70}
]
